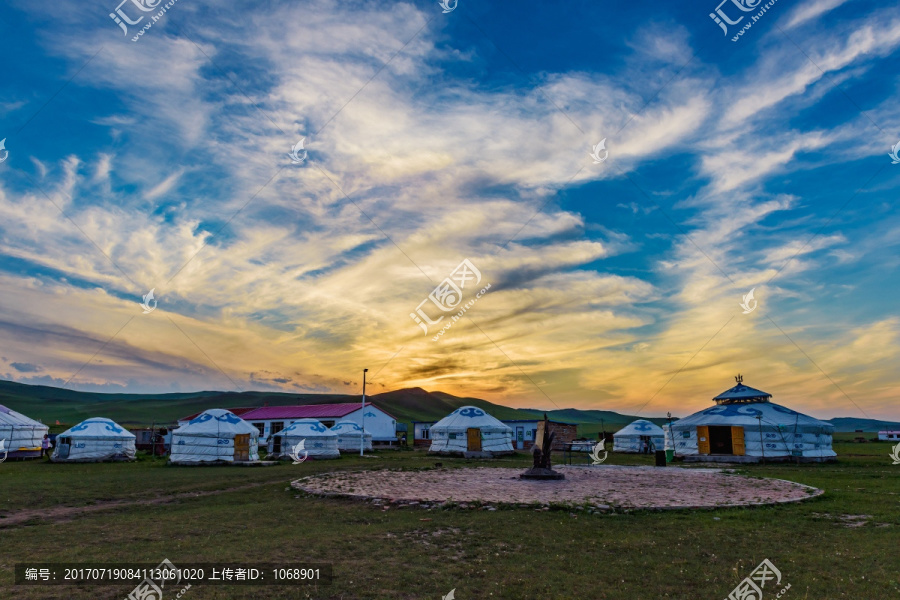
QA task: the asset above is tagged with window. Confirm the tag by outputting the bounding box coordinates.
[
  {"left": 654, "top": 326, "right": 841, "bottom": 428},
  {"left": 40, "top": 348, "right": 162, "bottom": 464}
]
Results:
[
  {"left": 422, "top": 428, "right": 430, "bottom": 440},
  {"left": 252, "top": 423, "right": 264, "bottom": 436},
  {"left": 321, "top": 420, "right": 335, "bottom": 428},
  {"left": 271, "top": 422, "right": 285, "bottom": 435}
]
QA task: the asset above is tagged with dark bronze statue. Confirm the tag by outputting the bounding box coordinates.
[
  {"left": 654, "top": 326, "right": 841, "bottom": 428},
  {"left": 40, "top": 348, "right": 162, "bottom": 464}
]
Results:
[{"left": 520, "top": 413, "right": 565, "bottom": 480}]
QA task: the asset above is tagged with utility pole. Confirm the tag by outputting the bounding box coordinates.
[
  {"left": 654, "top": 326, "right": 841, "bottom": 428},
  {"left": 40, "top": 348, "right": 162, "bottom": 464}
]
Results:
[
  {"left": 757, "top": 413, "right": 765, "bottom": 465},
  {"left": 361, "top": 368, "right": 368, "bottom": 457}
]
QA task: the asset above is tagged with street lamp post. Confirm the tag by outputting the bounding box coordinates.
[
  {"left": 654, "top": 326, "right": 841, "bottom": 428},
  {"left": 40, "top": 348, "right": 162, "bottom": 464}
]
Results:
[{"left": 361, "top": 368, "right": 368, "bottom": 457}]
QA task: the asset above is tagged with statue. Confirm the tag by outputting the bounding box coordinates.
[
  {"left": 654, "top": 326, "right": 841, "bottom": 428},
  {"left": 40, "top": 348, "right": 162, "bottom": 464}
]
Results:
[{"left": 520, "top": 413, "right": 565, "bottom": 480}]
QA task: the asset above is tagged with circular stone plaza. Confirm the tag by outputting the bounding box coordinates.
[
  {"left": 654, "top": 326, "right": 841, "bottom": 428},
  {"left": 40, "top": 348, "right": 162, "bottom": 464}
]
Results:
[{"left": 292, "top": 465, "right": 822, "bottom": 511}]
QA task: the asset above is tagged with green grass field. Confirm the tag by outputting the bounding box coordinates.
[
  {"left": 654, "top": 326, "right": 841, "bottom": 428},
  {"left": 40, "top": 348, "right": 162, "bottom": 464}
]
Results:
[{"left": 1, "top": 438, "right": 898, "bottom": 599}]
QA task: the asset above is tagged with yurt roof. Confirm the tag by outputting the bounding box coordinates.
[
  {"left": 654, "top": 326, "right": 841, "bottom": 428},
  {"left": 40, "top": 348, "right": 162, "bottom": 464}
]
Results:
[
  {"left": 616, "top": 419, "right": 665, "bottom": 436},
  {"left": 59, "top": 418, "right": 135, "bottom": 439},
  {"left": 670, "top": 401, "right": 833, "bottom": 431},
  {"left": 0, "top": 404, "right": 46, "bottom": 428},
  {"left": 175, "top": 409, "right": 258, "bottom": 436},
  {"left": 432, "top": 406, "right": 512, "bottom": 432},
  {"left": 713, "top": 377, "right": 772, "bottom": 404},
  {"left": 276, "top": 419, "right": 336, "bottom": 437},
  {"left": 330, "top": 421, "right": 368, "bottom": 434}
]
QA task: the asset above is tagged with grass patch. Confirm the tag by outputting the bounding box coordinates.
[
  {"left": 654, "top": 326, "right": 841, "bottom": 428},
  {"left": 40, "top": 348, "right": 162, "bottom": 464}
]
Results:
[{"left": 0, "top": 442, "right": 898, "bottom": 598}]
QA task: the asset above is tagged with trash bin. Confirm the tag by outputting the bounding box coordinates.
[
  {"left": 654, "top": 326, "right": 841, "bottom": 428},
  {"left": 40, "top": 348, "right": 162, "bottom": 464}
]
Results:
[
  {"left": 654, "top": 450, "right": 666, "bottom": 467},
  {"left": 665, "top": 449, "right": 674, "bottom": 463}
]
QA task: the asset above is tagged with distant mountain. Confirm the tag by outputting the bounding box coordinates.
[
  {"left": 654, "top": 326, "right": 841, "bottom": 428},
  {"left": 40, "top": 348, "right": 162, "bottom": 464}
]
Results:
[
  {"left": 4, "top": 378, "right": 884, "bottom": 434},
  {"left": 521, "top": 407, "right": 667, "bottom": 427},
  {"left": 0, "top": 379, "right": 354, "bottom": 425},
  {"left": 0, "top": 379, "right": 650, "bottom": 432},
  {"left": 826, "top": 417, "right": 900, "bottom": 433}
]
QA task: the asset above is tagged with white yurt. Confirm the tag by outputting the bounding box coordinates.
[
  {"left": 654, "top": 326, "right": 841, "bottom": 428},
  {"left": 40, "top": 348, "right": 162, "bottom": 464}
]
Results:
[
  {"left": 613, "top": 419, "right": 665, "bottom": 453},
  {"left": 330, "top": 420, "right": 373, "bottom": 452},
  {"left": 170, "top": 409, "right": 259, "bottom": 464},
  {"left": 270, "top": 419, "right": 339, "bottom": 460},
  {"left": 0, "top": 404, "right": 48, "bottom": 460},
  {"left": 429, "top": 406, "right": 514, "bottom": 456},
  {"left": 51, "top": 418, "right": 136, "bottom": 462},
  {"left": 664, "top": 375, "right": 836, "bottom": 463}
]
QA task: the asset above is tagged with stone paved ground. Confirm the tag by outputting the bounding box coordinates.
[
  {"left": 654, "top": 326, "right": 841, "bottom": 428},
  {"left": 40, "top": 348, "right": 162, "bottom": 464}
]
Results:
[{"left": 292, "top": 465, "right": 822, "bottom": 509}]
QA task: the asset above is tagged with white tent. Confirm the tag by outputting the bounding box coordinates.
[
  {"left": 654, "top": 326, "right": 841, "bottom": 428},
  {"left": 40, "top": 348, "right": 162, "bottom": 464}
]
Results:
[
  {"left": 429, "top": 406, "right": 514, "bottom": 456},
  {"left": 170, "top": 409, "right": 260, "bottom": 464},
  {"left": 270, "top": 419, "right": 339, "bottom": 459},
  {"left": 51, "top": 418, "right": 136, "bottom": 462},
  {"left": 664, "top": 378, "right": 836, "bottom": 463},
  {"left": 330, "top": 420, "right": 372, "bottom": 452},
  {"left": 613, "top": 419, "right": 665, "bottom": 453},
  {"left": 0, "top": 404, "right": 48, "bottom": 460}
]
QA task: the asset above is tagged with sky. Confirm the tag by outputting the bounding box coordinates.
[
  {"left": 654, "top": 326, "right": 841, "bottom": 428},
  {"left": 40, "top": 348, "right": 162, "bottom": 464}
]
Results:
[{"left": 0, "top": 0, "right": 898, "bottom": 420}]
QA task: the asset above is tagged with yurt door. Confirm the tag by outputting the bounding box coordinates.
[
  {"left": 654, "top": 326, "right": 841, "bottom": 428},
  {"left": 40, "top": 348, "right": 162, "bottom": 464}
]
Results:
[
  {"left": 234, "top": 434, "right": 250, "bottom": 461},
  {"left": 731, "top": 427, "right": 746, "bottom": 456},
  {"left": 466, "top": 428, "right": 482, "bottom": 452},
  {"left": 696, "top": 426, "right": 710, "bottom": 455},
  {"left": 57, "top": 436, "right": 71, "bottom": 459}
]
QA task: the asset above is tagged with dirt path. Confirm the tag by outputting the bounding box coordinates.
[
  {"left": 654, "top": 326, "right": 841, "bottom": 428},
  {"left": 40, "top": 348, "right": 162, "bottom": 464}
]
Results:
[
  {"left": 294, "top": 465, "right": 824, "bottom": 510},
  {"left": 0, "top": 481, "right": 285, "bottom": 528}
]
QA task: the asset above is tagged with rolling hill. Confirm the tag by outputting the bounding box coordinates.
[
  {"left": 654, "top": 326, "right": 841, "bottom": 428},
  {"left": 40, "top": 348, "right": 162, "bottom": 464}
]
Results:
[
  {"left": 0, "top": 380, "right": 652, "bottom": 433},
  {"left": 0, "top": 379, "right": 894, "bottom": 433}
]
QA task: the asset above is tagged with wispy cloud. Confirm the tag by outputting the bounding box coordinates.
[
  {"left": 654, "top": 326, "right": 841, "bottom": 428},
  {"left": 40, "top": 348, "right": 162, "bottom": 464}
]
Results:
[{"left": 0, "top": 0, "right": 897, "bottom": 420}]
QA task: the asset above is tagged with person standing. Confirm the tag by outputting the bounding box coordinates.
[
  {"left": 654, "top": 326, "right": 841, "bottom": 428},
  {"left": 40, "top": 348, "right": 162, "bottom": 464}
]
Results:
[{"left": 41, "top": 434, "right": 51, "bottom": 458}]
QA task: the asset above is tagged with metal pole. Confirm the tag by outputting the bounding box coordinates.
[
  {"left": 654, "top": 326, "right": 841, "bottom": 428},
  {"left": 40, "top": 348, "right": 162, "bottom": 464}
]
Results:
[
  {"left": 361, "top": 368, "right": 368, "bottom": 456},
  {"left": 757, "top": 414, "right": 765, "bottom": 465},
  {"left": 667, "top": 412, "right": 675, "bottom": 459}
]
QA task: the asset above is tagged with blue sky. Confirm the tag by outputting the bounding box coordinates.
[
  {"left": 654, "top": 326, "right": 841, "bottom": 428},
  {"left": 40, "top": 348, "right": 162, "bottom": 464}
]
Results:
[{"left": 0, "top": 0, "right": 898, "bottom": 420}]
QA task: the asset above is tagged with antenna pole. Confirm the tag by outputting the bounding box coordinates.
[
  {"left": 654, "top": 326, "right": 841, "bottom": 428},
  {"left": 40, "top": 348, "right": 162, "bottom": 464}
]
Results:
[{"left": 361, "top": 368, "right": 368, "bottom": 457}]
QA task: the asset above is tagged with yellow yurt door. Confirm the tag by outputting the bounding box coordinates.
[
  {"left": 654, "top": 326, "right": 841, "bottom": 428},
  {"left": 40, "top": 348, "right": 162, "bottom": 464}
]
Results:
[
  {"left": 697, "top": 426, "right": 710, "bottom": 455},
  {"left": 731, "top": 427, "right": 746, "bottom": 456},
  {"left": 467, "top": 428, "right": 482, "bottom": 452},
  {"left": 234, "top": 434, "right": 250, "bottom": 461}
]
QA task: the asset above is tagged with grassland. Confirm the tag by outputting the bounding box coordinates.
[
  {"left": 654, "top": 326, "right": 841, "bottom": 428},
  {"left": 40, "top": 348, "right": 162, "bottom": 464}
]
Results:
[{"left": 0, "top": 437, "right": 898, "bottom": 599}]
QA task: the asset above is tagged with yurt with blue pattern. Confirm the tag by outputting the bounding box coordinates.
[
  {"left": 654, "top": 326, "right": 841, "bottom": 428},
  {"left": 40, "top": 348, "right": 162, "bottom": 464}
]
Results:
[
  {"left": 330, "top": 420, "right": 373, "bottom": 452},
  {"left": 51, "top": 418, "right": 136, "bottom": 462},
  {"left": 429, "top": 406, "right": 514, "bottom": 456},
  {"left": 613, "top": 419, "right": 665, "bottom": 453},
  {"left": 664, "top": 376, "right": 836, "bottom": 463},
  {"left": 170, "top": 409, "right": 260, "bottom": 464},
  {"left": 271, "top": 419, "right": 340, "bottom": 459}
]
